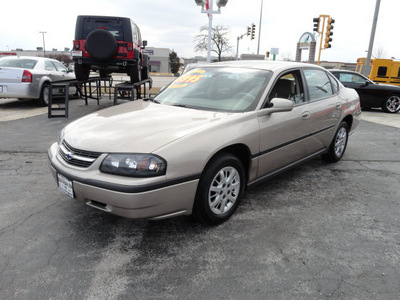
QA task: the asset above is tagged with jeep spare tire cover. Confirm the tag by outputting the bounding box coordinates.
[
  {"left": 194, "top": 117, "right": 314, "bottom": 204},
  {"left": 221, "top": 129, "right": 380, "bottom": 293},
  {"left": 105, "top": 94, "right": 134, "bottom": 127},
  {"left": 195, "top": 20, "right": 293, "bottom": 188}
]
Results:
[{"left": 85, "top": 29, "right": 117, "bottom": 62}]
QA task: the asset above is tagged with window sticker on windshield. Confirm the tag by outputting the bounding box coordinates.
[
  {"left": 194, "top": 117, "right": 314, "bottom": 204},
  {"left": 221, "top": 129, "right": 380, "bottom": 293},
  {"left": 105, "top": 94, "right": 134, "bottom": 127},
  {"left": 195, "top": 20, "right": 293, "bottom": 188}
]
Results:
[{"left": 171, "top": 72, "right": 205, "bottom": 88}]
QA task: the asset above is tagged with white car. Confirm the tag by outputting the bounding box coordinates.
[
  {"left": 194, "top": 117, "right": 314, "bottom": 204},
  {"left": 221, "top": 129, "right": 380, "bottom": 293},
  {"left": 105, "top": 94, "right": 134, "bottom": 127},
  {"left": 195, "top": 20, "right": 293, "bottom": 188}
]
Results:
[
  {"left": 48, "top": 61, "right": 361, "bottom": 224},
  {"left": 0, "top": 56, "right": 76, "bottom": 106}
]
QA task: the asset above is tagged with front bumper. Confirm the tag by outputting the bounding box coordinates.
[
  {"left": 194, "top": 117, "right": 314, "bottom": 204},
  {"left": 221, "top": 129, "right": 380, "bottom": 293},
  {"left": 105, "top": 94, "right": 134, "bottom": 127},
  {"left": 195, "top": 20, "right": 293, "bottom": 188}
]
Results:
[{"left": 48, "top": 143, "right": 199, "bottom": 220}]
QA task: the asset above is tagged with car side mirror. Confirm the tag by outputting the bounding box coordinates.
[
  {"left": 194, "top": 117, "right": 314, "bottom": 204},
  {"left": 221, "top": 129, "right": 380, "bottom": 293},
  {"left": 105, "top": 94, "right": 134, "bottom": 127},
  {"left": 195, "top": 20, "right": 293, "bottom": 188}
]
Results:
[
  {"left": 360, "top": 81, "right": 369, "bottom": 87},
  {"left": 142, "top": 40, "right": 148, "bottom": 48},
  {"left": 258, "top": 98, "right": 293, "bottom": 116}
]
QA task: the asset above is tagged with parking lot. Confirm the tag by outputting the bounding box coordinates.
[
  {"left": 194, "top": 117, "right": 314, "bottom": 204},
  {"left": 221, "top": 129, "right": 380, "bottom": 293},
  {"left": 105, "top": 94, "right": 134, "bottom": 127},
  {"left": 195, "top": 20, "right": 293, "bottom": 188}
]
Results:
[{"left": 1, "top": 95, "right": 399, "bottom": 299}]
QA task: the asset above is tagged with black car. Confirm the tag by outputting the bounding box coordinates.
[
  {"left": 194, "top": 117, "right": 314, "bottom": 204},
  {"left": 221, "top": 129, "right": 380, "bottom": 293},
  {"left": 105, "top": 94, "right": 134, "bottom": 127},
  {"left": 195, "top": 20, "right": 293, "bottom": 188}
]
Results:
[{"left": 331, "top": 70, "right": 400, "bottom": 113}]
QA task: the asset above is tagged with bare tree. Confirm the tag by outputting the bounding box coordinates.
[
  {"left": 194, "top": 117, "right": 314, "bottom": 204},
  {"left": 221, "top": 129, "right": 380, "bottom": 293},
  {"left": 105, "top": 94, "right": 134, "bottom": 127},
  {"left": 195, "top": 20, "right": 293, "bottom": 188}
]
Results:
[
  {"left": 373, "top": 46, "right": 387, "bottom": 59},
  {"left": 194, "top": 25, "right": 232, "bottom": 61}
]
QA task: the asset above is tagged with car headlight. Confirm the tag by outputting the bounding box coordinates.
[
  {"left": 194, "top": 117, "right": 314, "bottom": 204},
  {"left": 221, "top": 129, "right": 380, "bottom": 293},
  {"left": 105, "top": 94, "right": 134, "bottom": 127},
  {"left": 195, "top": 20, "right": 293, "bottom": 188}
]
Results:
[{"left": 100, "top": 154, "right": 167, "bottom": 177}]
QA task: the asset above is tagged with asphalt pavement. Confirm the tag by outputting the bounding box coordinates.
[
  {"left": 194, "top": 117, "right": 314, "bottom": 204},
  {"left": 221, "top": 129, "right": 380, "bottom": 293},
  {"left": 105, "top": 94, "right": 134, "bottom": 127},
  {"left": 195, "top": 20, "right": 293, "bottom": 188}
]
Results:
[{"left": 0, "top": 97, "right": 399, "bottom": 299}]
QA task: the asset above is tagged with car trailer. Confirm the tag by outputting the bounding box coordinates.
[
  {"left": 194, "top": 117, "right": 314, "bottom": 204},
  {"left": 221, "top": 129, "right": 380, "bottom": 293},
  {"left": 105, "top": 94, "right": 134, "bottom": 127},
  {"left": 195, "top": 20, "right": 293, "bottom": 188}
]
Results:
[
  {"left": 48, "top": 77, "right": 152, "bottom": 118},
  {"left": 113, "top": 78, "right": 152, "bottom": 105}
]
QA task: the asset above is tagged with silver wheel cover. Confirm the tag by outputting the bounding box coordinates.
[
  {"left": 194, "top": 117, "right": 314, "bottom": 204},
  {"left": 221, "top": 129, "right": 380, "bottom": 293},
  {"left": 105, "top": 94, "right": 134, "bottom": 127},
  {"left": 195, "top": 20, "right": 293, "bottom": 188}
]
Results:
[
  {"left": 386, "top": 95, "right": 400, "bottom": 113},
  {"left": 43, "top": 85, "right": 49, "bottom": 105},
  {"left": 208, "top": 166, "right": 240, "bottom": 215},
  {"left": 334, "top": 127, "right": 347, "bottom": 157}
]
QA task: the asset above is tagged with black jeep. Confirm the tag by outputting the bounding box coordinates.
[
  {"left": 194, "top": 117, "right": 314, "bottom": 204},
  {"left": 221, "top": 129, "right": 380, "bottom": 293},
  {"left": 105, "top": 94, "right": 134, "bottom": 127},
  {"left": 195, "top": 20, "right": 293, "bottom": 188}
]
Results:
[{"left": 72, "top": 15, "right": 149, "bottom": 83}]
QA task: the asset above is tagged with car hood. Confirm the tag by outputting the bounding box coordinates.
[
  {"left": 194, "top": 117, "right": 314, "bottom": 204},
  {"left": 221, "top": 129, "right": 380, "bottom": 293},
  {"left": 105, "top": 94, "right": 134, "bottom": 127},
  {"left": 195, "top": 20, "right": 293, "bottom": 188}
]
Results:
[{"left": 63, "top": 100, "right": 235, "bottom": 153}]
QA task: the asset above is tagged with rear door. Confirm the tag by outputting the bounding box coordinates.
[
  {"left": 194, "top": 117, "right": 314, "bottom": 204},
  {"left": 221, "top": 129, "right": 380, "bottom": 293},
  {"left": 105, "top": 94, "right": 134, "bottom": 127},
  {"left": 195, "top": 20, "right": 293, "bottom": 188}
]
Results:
[{"left": 302, "top": 69, "right": 342, "bottom": 149}]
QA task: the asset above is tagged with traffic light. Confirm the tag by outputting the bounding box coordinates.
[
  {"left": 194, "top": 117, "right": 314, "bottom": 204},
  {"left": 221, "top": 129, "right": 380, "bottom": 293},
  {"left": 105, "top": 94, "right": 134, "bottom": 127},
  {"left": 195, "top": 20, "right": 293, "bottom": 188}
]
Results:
[
  {"left": 247, "top": 26, "right": 251, "bottom": 36},
  {"left": 313, "top": 17, "right": 320, "bottom": 33},
  {"left": 251, "top": 23, "right": 256, "bottom": 40},
  {"left": 266, "top": 51, "right": 270, "bottom": 58},
  {"left": 324, "top": 17, "right": 335, "bottom": 49}
]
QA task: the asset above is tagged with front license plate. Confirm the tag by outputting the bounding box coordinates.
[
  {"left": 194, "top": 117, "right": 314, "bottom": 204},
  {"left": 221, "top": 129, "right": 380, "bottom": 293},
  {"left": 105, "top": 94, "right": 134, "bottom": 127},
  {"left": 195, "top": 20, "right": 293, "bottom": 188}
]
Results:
[{"left": 57, "top": 173, "right": 74, "bottom": 198}]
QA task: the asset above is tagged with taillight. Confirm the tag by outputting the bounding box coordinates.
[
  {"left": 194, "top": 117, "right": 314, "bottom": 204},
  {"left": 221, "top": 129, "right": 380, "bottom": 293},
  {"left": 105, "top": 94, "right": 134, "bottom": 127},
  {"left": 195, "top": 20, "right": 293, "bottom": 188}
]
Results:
[
  {"left": 127, "top": 42, "right": 133, "bottom": 51},
  {"left": 73, "top": 40, "right": 80, "bottom": 50},
  {"left": 22, "top": 70, "right": 32, "bottom": 83}
]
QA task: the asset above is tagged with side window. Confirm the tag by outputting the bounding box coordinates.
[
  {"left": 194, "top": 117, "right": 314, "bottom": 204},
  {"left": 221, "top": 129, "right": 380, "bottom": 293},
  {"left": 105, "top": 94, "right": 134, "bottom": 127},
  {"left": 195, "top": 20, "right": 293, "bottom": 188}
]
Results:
[
  {"left": 328, "top": 73, "right": 339, "bottom": 94},
  {"left": 377, "top": 66, "right": 387, "bottom": 77},
  {"left": 52, "top": 61, "right": 67, "bottom": 72},
  {"left": 268, "top": 71, "right": 305, "bottom": 105},
  {"left": 131, "top": 21, "right": 138, "bottom": 44},
  {"left": 303, "top": 69, "right": 333, "bottom": 101},
  {"left": 44, "top": 61, "right": 56, "bottom": 71},
  {"left": 352, "top": 74, "right": 367, "bottom": 84}
]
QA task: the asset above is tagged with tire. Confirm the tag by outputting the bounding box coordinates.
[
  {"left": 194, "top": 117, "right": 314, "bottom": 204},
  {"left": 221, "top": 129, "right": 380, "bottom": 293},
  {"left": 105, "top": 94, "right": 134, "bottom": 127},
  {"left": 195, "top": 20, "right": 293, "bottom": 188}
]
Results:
[
  {"left": 382, "top": 94, "right": 400, "bottom": 113},
  {"left": 74, "top": 63, "right": 90, "bottom": 81},
  {"left": 141, "top": 66, "right": 149, "bottom": 80},
  {"left": 38, "top": 82, "right": 50, "bottom": 106},
  {"left": 193, "top": 153, "right": 245, "bottom": 225},
  {"left": 129, "top": 61, "right": 141, "bottom": 84},
  {"left": 99, "top": 69, "right": 109, "bottom": 78},
  {"left": 322, "top": 121, "right": 349, "bottom": 163},
  {"left": 85, "top": 29, "right": 117, "bottom": 62}
]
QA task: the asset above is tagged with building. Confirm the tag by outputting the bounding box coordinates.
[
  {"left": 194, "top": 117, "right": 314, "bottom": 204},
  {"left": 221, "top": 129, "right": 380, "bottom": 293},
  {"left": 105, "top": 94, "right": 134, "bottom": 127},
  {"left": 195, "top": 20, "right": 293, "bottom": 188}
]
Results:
[
  {"left": 319, "top": 61, "right": 356, "bottom": 71},
  {"left": 143, "top": 47, "right": 171, "bottom": 73}
]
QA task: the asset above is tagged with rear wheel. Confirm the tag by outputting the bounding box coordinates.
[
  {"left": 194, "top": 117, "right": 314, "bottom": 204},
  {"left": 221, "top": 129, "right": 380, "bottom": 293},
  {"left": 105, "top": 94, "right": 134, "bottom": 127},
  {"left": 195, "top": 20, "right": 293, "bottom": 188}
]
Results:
[
  {"left": 38, "top": 82, "right": 50, "bottom": 106},
  {"left": 141, "top": 66, "right": 149, "bottom": 81},
  {"left": 382, "top": 94, "right": 400, "bottom": 113},
  {"left": 99, "top": 69, "right": 110, "bottom": 78},
  {"left": 129, "top": 61, "right": 141, "bottom": 83},
  {"left": 74, "top": 63, "right": 90, "bottom": 81},
  {"left": 322, "top": 121, "right": 349, "bottom": 163},
  {"left": 193, "top": 153, "right": 245, "bottom": 225}
]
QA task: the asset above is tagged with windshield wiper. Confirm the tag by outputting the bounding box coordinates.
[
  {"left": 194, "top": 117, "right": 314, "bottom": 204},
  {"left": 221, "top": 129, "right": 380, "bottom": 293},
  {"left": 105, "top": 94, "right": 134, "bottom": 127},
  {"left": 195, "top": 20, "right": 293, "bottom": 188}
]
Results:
[{"left": 144, "top": 97, "right": 160, "bottom": 104}]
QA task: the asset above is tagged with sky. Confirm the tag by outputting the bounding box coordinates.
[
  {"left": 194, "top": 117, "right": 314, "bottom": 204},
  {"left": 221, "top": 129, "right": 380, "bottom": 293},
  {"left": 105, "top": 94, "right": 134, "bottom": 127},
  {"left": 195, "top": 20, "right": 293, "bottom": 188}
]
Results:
[{"left": 1, "top": 0, "right": 399, "bottom": 63}]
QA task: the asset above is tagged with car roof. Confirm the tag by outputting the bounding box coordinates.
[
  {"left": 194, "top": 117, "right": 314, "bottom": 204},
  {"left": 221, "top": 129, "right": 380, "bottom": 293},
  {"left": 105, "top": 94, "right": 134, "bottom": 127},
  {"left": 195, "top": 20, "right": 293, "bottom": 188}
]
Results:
[
  {"left": 193, "top": 60, "right": 325, "bottom": 73},
  {"left": 0, "top": 56, "right": 50, "bottom": 62},
  {"left": 329, "top": 69, "right": 356, "bottom": 73}
]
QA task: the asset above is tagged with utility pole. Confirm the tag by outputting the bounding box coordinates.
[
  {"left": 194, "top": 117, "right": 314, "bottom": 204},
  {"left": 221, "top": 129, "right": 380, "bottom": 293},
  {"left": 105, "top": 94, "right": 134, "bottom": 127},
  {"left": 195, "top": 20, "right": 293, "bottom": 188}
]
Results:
[{"left": 364, "top": 0, "right": 381, "bottom": 76}]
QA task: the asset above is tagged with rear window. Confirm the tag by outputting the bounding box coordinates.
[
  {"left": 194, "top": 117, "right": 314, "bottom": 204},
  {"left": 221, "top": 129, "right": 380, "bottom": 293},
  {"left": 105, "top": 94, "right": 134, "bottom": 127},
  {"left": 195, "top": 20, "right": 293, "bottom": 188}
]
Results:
[
  {"left": 0, "top": 58, "right": 37, "bottom": 69},
  {"left": 82, "top": 18, "right": 125, "bottom": 40}
]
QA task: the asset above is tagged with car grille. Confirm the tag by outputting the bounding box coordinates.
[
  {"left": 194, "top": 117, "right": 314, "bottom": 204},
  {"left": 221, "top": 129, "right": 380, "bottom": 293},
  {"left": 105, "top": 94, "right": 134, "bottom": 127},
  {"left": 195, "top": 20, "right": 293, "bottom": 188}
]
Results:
[{"left": 59, "top": 140, "right": 102, "bottom": 168}]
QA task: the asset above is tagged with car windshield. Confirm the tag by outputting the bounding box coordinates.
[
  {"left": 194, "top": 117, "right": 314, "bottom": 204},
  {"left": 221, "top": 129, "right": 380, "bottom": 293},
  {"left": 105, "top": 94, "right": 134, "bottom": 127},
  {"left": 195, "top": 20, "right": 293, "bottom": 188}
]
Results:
[
  {"left": 154, "top": 67, "right": 272, "bottom": 112},
  {"left": 0, "top": 58, "right": 38, "bottom": 69}
]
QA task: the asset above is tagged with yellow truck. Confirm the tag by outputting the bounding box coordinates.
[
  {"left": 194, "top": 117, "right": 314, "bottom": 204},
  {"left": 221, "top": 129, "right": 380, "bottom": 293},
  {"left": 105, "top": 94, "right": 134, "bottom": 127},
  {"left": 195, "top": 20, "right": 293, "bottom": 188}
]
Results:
[{"left": 356, "top": 58, "right": 400, "bottom": 86}]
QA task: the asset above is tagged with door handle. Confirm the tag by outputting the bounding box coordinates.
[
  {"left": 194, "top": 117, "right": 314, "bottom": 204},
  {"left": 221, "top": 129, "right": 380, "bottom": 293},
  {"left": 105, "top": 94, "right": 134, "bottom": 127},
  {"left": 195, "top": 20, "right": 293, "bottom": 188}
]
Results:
[
  {"left": 336, "top": 102, "right": 341, "bottom": 108},
  {"left": 301, "top": 110, "right": 311, "bottom": 119}
]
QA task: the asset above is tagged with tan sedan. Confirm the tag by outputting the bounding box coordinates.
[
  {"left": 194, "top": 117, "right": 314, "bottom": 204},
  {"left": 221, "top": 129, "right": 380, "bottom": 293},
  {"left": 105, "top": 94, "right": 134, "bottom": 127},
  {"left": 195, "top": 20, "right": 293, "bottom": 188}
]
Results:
[{"left": 48, "top": 61, "right": 361, "bottom": 224}]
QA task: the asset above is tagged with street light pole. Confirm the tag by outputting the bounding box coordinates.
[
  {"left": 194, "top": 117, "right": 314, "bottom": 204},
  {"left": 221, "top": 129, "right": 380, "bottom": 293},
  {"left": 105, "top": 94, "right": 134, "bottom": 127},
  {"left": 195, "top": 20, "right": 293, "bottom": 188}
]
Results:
[
  {"left": 196, "top": 0, "right": 228, "bottom": 63},
  {"left": 207, "top": 0, "right": 214, "bottom": 63},
  {"left": 39, "top": 31, "right": 47, "bottom": 57},
  {"left": 257, "top": 0, "right": 263, "bottom": 55}
]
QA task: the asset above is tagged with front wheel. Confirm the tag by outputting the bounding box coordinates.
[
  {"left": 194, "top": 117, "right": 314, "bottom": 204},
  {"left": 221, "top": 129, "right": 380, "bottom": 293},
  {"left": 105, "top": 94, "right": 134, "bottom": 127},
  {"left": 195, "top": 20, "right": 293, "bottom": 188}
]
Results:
[
  {"left": 322, "top": 121, "right": 349, "bottom": 163},
  {"left": 193, "top": 153, "right": 245, "bottom": 225},
  {"left": 382, "top": 94, "right": 400, "bottom": 113}
]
